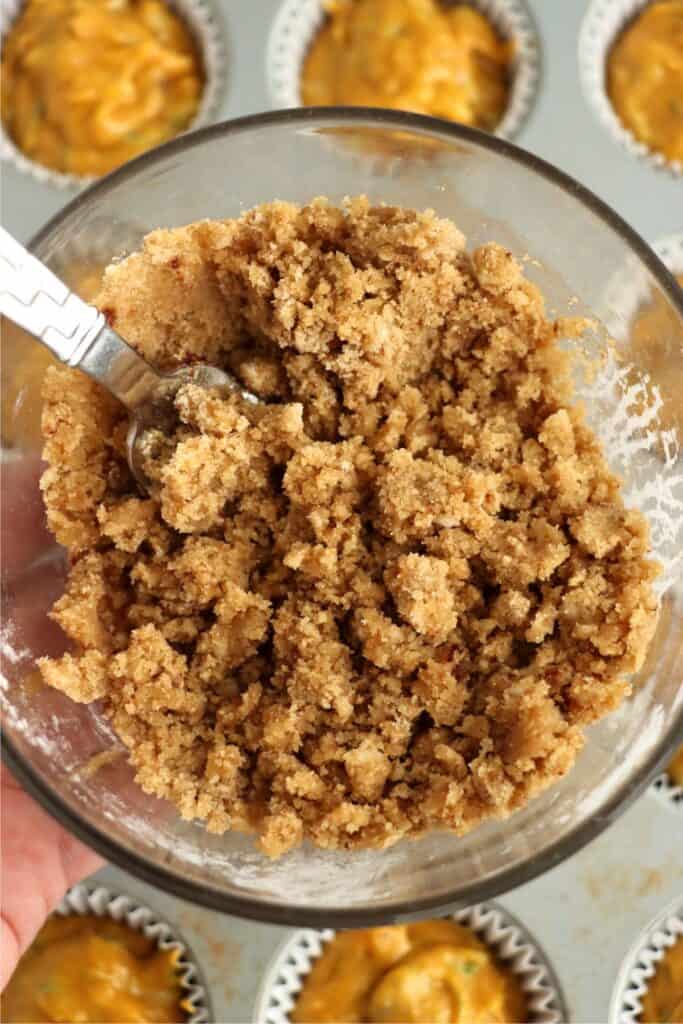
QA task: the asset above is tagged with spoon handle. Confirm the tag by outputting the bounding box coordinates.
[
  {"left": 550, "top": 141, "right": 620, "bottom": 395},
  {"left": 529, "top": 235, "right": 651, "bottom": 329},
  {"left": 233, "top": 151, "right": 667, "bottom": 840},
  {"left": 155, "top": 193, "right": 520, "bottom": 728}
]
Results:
[{"left": 0, "top": 226, "right": 161, "bottom": 411}]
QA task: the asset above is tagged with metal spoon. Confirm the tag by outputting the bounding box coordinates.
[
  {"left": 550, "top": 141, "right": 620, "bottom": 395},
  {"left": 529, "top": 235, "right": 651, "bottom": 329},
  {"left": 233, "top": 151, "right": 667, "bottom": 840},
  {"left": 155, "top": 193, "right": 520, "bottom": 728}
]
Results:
[{"left": 0, "top": 227, "right": 257, "bottom": 492}]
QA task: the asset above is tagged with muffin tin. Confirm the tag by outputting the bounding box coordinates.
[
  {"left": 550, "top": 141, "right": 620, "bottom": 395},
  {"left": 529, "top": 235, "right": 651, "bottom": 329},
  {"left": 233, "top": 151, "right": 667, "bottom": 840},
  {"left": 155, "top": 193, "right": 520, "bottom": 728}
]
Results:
[
  {"left": 1, "top": 1, "right": 682, "bottom": 1022},
  {"left": 2, "top": 0, "right": 682, "bottom": 242}
]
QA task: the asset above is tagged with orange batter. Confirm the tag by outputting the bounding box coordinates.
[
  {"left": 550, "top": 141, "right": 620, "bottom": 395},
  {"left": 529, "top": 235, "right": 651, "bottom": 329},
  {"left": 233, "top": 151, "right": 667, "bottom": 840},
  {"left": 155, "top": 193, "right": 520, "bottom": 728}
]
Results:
[
  {"left": 0, "top": 915, "right": 187, "bottom": 1023},
  {"left": 669, "top": 743, "right": 683, "bottom": 786},
  {"left": 1, "top": 0, "right": 203, "bottom": 176},
  {"left": 607, "top": 0, "right": 683, "bottom": 164},
  {"left": 301, "top": 0, "right": 511, "bottom": 130},
  {"left": 291, "top": 920, "right": 526, "bottom": 1023},
  {"left": 641, "top": 935, "right": 683, "bottom": 1023}
]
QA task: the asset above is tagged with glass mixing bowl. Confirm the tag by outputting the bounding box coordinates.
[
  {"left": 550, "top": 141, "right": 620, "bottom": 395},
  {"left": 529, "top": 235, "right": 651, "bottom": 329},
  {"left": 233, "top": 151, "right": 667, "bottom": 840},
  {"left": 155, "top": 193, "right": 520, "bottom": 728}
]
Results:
[{"left": 2, "top": 109, "right": 683, "bottom": 927}]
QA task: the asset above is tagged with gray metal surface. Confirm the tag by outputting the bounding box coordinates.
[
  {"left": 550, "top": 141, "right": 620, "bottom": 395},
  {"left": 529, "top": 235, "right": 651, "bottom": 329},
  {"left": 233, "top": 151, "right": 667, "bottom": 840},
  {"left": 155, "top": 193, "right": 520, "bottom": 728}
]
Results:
[
  {"left": 2, "top": 1, "right": 681, "bottom": 1021},
  {"left": 94, "top": 792, "right": 682, "bottom": 1024},
  {"left": 3, "top": 0, "right": 681, "bottom": 245}
]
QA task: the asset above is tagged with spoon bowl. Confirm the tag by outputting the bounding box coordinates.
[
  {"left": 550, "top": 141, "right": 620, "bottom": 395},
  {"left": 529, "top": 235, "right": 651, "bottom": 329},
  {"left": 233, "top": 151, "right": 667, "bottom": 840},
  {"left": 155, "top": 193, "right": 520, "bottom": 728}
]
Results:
[
  {"left": 126, "top": 363, "right": 259, "bottom": 494},
  {"left": 0, "top": 225, "right": 259, "bottom": 496}
]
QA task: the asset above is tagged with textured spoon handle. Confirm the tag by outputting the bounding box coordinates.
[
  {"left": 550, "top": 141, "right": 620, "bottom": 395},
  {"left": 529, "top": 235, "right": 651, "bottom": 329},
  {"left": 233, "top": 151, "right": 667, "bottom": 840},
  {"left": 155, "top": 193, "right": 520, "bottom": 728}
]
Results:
[
  {"left": 0, "top": 226, "right": 162, "bottom": 410},
  {"left": 0, "top": 225, "right": 106, "bottom": 366}
]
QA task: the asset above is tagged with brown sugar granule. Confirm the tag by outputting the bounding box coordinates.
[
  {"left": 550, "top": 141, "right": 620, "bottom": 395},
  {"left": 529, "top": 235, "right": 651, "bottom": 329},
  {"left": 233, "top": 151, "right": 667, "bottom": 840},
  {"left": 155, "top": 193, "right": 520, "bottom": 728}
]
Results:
[{"left": 39, "top": 198, "right": 660, "bottom": 857}]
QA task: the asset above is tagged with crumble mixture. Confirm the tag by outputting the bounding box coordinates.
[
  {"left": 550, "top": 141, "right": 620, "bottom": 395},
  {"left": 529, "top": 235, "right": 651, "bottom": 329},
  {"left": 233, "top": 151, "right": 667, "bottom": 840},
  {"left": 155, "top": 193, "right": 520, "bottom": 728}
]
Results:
[{"left": 39, "top": 198, "right": 659, "bottom": 857}]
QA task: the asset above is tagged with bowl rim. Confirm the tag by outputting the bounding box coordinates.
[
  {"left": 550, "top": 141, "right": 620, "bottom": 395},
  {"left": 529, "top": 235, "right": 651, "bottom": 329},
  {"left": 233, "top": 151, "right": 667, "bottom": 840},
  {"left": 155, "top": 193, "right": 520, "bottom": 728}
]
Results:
[{"left": 3, "top": 105, "right": 683, "bottom": 928}]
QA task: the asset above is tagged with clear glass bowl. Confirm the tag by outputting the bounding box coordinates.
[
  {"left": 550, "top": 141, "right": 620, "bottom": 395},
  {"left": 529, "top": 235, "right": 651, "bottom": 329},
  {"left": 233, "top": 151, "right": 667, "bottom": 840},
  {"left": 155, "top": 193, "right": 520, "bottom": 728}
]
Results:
[{"left": 2, "top": 109, "right": 682, "bottom": 927}]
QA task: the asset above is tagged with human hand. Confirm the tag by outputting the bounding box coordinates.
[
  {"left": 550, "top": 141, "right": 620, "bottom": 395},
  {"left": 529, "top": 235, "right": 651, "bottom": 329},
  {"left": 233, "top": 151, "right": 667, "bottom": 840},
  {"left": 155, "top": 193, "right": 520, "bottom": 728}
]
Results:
[
  {"left": 0, "top": 762, "right": 103, "bottom": 991},
  {"left": 1, "top": 457, "right": 103, "bottom": 990}
]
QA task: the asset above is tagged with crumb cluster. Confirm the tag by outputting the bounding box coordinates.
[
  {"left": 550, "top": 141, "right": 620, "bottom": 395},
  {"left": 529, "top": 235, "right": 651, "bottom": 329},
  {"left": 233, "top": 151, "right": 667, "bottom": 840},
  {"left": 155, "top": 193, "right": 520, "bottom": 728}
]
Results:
[{"left": 39, "top": 198, "right": 659, "bottom": 857}]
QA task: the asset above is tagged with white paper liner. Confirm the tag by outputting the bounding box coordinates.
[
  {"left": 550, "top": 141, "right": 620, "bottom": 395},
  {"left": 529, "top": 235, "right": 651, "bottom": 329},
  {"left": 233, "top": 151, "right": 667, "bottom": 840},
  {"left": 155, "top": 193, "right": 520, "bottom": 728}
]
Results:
[
  {"left": 266, "top": 0, "right": 540, "bottom": 140},
  {"left": 579, "top": 0, "right": 683, "bottom": 177},
  {"left": 254, "top": 902, "right": 566, "bottom": 1024},
  {"left": 0, "top": 0, "right": 226, "bottom": 190},
  {"left": 609, "top": 896, "right": 683, "bottom": 1024},
  {"left": 52, "top": 884, "right": 212, "bottom": 1023}
]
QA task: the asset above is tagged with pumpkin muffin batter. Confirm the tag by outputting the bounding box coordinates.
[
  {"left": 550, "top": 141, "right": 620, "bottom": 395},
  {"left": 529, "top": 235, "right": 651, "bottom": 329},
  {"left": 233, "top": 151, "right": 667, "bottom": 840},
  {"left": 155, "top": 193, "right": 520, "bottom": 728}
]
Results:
[
  {"left": 1, "top": 915, "right": 186, "bottom": 1023},
  {"left": 39, "top": 198, "right": 659, "bottom": 857},
  {"left": 668, "top": 744, "right": 683, "bottom": 786},
  {"left": 640, "top": 935, "right": 683, "bottom": 1023},
  {"left": 291, "top": 920, "right": 526, "bottom": 1023},
  {"left": 1, "top": 0, "right": 203, "bottom": 177},
  {"left": 301, "top": 0, "right": 511, "bottom": 131},
  {"left": 607, "top": 0, "right": 683, "bottom": 165}
]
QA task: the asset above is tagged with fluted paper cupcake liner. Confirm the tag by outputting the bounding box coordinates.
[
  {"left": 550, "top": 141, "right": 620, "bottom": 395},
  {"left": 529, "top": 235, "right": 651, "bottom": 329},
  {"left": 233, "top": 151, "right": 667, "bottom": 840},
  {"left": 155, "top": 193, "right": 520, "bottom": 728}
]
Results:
[
  {"left": 609, "top": 896, "right": 683, "bottom": 1024},
  {"left": 0, "top": 0, "right": 226, "bottom": 190},
  {"left": 266, "top": 0, "right": 540, "bottom": 140},
  {"left": 53, "top": 884, "right": 213, "bottom": 1023},
  {"left": 254, "top": 902, "right": 567, "bottom": 1024},
  {"left": 579, "top": 0, "right": 683, "bottom": 177}
]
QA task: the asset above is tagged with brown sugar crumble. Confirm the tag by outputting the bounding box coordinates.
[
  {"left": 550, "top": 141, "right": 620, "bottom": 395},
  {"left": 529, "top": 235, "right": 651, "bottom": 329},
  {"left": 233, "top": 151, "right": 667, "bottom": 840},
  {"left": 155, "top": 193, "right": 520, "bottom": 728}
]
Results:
[{"left": 39, "top": 198, "right": 660, "bottom": 857}]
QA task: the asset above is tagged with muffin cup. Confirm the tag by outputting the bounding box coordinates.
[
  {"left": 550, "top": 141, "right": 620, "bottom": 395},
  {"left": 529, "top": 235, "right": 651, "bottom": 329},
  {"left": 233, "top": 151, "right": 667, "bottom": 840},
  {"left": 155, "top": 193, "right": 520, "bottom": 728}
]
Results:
[
  {"left": 579, "top": 0, "right": 683, "bottom": 177},
  {"left": 254, "top": 902, "right": 567, "bottom": 1023},
  {"left": 52, "top": 884, "right": 213, "bottom": 1023},
  {"left": 266, "top": 0, "right": 540, "bottom": 140},
  {"left": 609, "top": 896, "right": 683, "bottom": 1024},
  {"left": 0, "top": 0, "right": 227, "bottom": 190}
]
